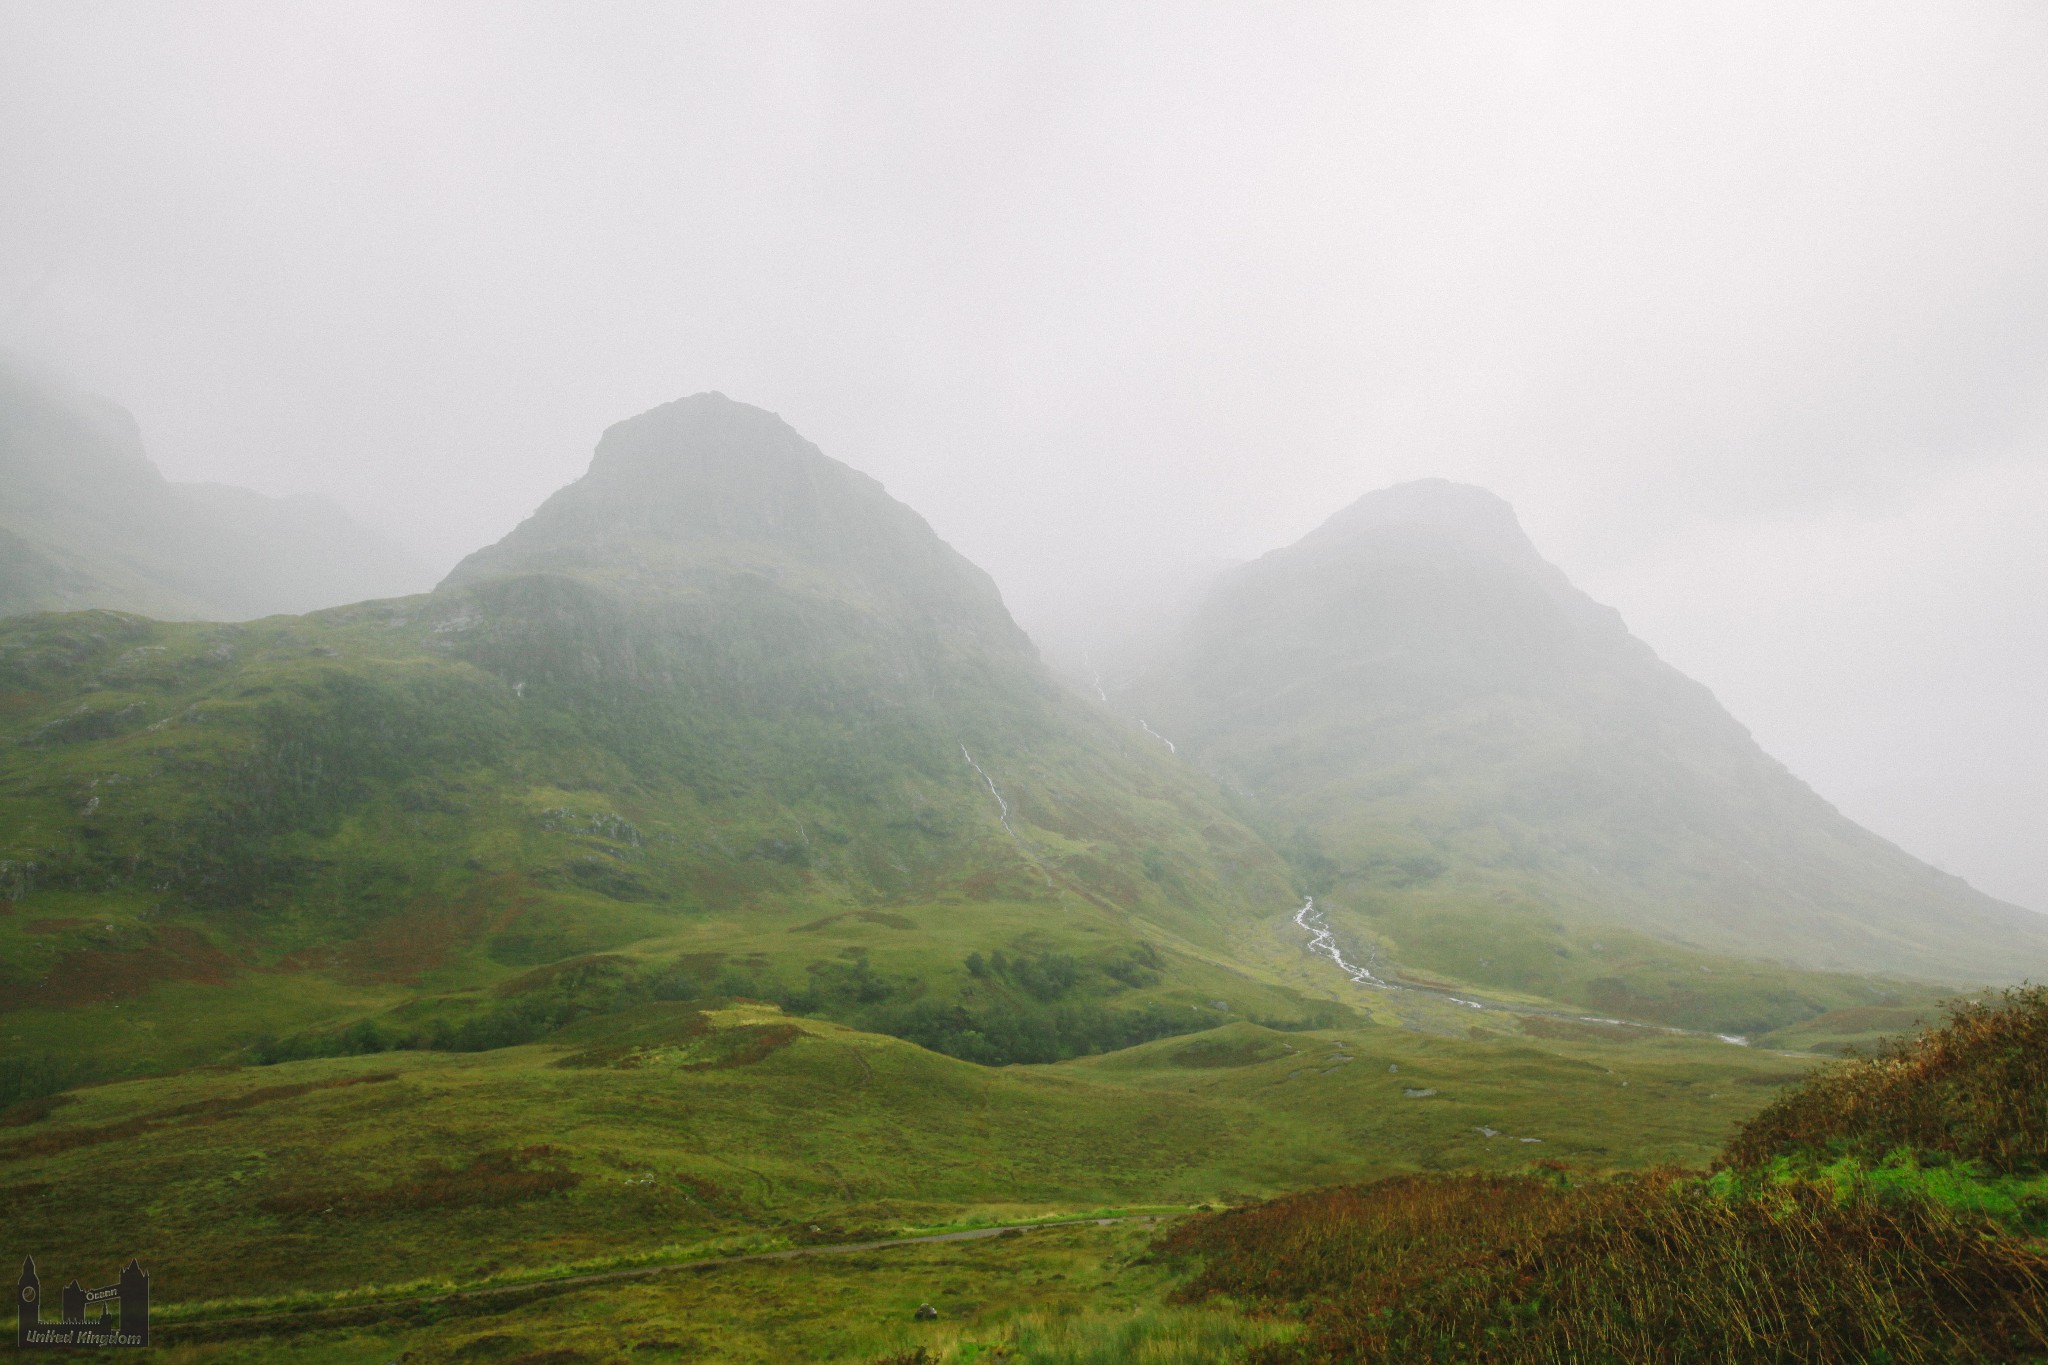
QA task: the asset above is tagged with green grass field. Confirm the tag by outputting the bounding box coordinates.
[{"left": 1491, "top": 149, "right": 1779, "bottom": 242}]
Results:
[{"left": 4, "top": 990, "right": 1820, "bottom": 1362}]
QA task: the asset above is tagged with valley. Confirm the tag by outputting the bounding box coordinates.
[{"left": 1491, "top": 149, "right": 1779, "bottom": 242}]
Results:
[{"left": 0, "top": 390, "right": 2033, "bottom": 1362}]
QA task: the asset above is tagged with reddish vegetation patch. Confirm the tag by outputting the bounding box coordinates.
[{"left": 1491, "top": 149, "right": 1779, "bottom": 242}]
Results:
[
  {"left": 269, "top": 947, "right": 340, "bottom": 974},
  {"left": 1724, "top": 986, "right": 2048, "bottom": 1174},
  {"left": 675, "top": 1172, "right": 729, "bottom": 1207},
  {"left": 0, "top": 1094, "right": 76, "bottom": 1128},
  {"left": 552, "top": 1012, "right": 711, "bottom": 1069},
  {"left": 1583, "top": 976, "right": 1705, "bottom": 1027},
  {"left": 1783, "top": 1005, "right": 1931, "bottom": 1035},
  {"left": 1520, "top": 1015, "right": 1654, "bottom": 1044},
  {"left": 258, "top": 1145, "right": 579, "bottom": 1217},
  {"left": 23, "top": 917, "right": 95, "bottom": 934},
  {"left": 675, "top": 858, "right": 762, "bottom": 912},
  {"left": 0, "top": 690, "right": 46, "bottom": 719},
  {"left": 551, "top": 1017, "right": 798, "bottom": 1072},
  {"left": 0, "top": 899, "right": 15, "bottom": 916},
  {"left": 493, "top": 953, "right": 632, "bottom": 999},
  {"left": 953, "top": 866, "right": 1054, "bottom": 903},
  {"left": 685, "top": 1022, "right": 801, "bottom": 1071},
  {"left": 6, "top": 924, "right": 240, "bottom": 1012},
  {"left": 339, "top": 873, "right": 535, "bottom": 985},
  {"left": 0, "top": 1071, "right": 397, "bottom": 1161},
  {"left": 1164, "top": 1174, "right": 2048, "bottom": 1363},
  {"left": 792, "top": 910, "right": 918, "bottom": 932}
]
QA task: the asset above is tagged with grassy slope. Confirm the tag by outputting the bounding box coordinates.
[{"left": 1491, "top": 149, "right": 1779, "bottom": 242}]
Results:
[
  {"left": 1151, "top": 989, "right": 2048, "bottom": 1365},
  {"left": 0, "top": 589, "right": 1301, "bottom": 1085},
  {"left": 1, "top": 1000, "right": 1810, "bottom": 1346},
  {"left": 151, "top": 1219, "right": 1256, "bottom": 1365},
  {"left": 1118, "top": 481, "right": 2048, "bottom": 1016}
]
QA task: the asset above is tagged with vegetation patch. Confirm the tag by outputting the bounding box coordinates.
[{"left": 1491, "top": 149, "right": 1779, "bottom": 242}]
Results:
[
  {"left": 1163, "top": 1171, "right": 2048, "bottom": 1363},
  {"left": 6, "top": 922, "right": 241, "bottom": 1011},
  {"left": 0, "top": 1070, "right": 396, "bottom": 1160},
  {"left": 260, "top": 1145, "right": 580, "bottom": 1217},
  {"left": 1722, "top": 985, "right": 2048, "bottom": 1174},
  {"left": 796, "top": 910, "right": 920, "bottom": 932},
  {"left": 1517, "top": 1015, "right": 1653, "bottom": 1044},
  {"left": 1153, "top": 985, "right": 2048, "bottom": 1364}
]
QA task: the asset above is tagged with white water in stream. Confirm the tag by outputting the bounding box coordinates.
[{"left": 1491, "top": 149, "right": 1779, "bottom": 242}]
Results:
[
  {"left": 1292, "top": 896, "right": 1748, "bottom": 1044},
  {"left": 1139, "top": 721, "right": 1177, "bottom": 754},
  {"left": 1082, "top": 652, "right": 1109, "bottom": 704},
  {"left": 961, "top": 745, "right": 1017, "bottom": 838},
  {"left": 962, "top": 745, "right": 1055, "bottom": 888}
]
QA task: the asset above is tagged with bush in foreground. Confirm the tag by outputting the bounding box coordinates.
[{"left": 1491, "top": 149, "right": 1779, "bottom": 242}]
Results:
[
  {"left": 1161, "top": 1174, "right": 2048, "bottom": 1364},
  {"left": 1721, "top": 984, "right": 2048, "bottom": 1175},
  {"left": 1156, "top": 988, "right": 2048, "bottom": 1363}
]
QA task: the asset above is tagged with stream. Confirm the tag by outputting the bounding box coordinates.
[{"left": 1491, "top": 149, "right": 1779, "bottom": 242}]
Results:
[{"left": 1292, "top": 897, "right": 1749, "bottom": 1046}]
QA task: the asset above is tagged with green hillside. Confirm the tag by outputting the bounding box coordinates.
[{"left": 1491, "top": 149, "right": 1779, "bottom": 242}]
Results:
[
  {"left": 0, "top": 394, "right": 1308, "bottom": 1100},
  {"left": 0, "top": 997, "right": 1810, "bottom": 1359},
  {"left": 2, "top": 395, "right": 2010, "bottom": 1364},
  {"left": 1119, "top": 478, "right": 2048, "bottom": 1001},
  {"left": 0, "top": 354, "right": 428, "bottom": 620}
]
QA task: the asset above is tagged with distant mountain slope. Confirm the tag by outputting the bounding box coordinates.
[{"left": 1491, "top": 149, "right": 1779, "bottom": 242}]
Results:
[
  {"left": 0, "top": 393, "right": 1299, "bottom": 1082},
  {"left": 1120, "top": 478, "right": 2048, "bottom": 989},
  {"left": 0, "top": 355, "right": 430, "bottom": 619}
]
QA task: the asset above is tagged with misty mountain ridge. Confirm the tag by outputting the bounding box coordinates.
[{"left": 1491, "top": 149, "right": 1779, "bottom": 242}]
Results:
[
  {"left": 2, "top": 378, "right": 2039, "bottom": 1079},
  {"left": 0, "top": 354, "right": 430, "bottom": 621},
  {"left": 442, "top": 391, "right": 1029, "bottom": 651},
  {"left": 1119, "top": 476, "right": 2048, "bottom": 992},
  {"left": 0, "top": 391, "right": 1303, "bottom": 1082}
]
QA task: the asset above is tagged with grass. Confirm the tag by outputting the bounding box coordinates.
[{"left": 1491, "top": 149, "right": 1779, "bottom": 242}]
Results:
[
  {"left": 1149, "top": 986, "right": 2048, "bottom": 1364},
  {"left": 0, "top": 595, "right": 1324, "bottom": 1099},
  {"left": 144, "top": 1218, "right": 1198, "bottom": 1363},
  {"left": 997, "top": 1304, "right": 1293, "bottom": 1363},
  {"left": 1, "top": 998, "right": 1806, "bottom": 1306},
  {"left": 1161, "top": 1171, "right": 2048, "bottom": 1363},
  {"left": 92, "top": 978, "right": 2011, "bottom": 1364},
  {"left": 1721, "top": 984, "right": 2048, "bottom": 1173}
]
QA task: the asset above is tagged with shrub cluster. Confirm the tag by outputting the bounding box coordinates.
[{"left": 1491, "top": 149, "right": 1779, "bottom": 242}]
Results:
[
  {"left": 1721, "top": 985, "right": 2048, "bottom": 1175},
  {"left": 1163, "top": 1174, "right": 2048, "bottom": 1364},
  {"left": 1158, "top": 986, "right": 2048, "bottom": 1363}
]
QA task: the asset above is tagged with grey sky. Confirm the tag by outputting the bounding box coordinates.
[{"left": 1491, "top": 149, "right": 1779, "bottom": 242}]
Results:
[{"left": 3, "top": 1, "right": 2045, "bottom": 908}]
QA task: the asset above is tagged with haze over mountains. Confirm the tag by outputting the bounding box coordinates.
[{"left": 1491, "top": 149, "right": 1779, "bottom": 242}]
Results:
[
  {"left": 1116, "top": 479, "right": 2048, "bottom": 991},
  {"left": 0, "top": 391, "right": 1313, "bottom": 1084},
  {"left": 2, "top": 383, "right": 2042, "bottom": 1088},
  {"left": 0, "top": 356, "right": 429, "bottom": 621}
]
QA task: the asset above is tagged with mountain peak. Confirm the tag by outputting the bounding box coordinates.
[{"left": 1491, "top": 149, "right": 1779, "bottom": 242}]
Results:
[
  {"left": 439, "top": 392, "right": 1027, "bottom": 647},
  {"left": 443, "top": 392, "right": 899, "bottom": 585},
  {"left": 1300, "top": 478, "right": 1540, "bottom": 564}
]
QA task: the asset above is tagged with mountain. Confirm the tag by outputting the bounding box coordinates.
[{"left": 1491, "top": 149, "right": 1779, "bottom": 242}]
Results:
[
  {"left": 0, "top": 392, "right": 1304, "bottom": 1092},
  {"left": 0, "top": 355, "right": 430, "bottom": 620},
  {"left": 1118, "top": 478, "right": 2048, "bottom": 996}
]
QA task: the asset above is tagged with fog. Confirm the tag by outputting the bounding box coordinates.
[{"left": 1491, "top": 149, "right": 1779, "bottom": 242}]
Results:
[{"left": 2, "top": 2, "right": 2044, "bottom": 909}]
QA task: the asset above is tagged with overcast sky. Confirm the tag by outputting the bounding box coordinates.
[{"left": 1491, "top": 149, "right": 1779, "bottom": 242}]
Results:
[{"left": 3, "top": 1, "right": 2045, "bottom": 910}]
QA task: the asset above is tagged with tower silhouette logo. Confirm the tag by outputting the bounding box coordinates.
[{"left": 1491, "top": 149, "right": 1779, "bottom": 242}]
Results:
[{"left": 16, "top": 1256, "right": 149, "bottom": 1348}]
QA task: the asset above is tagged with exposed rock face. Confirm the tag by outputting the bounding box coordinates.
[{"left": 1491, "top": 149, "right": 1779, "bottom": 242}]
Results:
[{"left": 1123, "top": 478, "right": 2048, "bottom": 985}]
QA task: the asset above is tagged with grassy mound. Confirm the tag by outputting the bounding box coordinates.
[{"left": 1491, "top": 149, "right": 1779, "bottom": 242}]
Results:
[
  {"left": 1159, "top": 988, "right": 2048, "bottom": 1363},
  {"left": 1163, "top": 1174, "right": 2047, "bottom": 1364},
  {"left": 1722, "top": 985, "right": 2048, "bottom": 1174}
]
